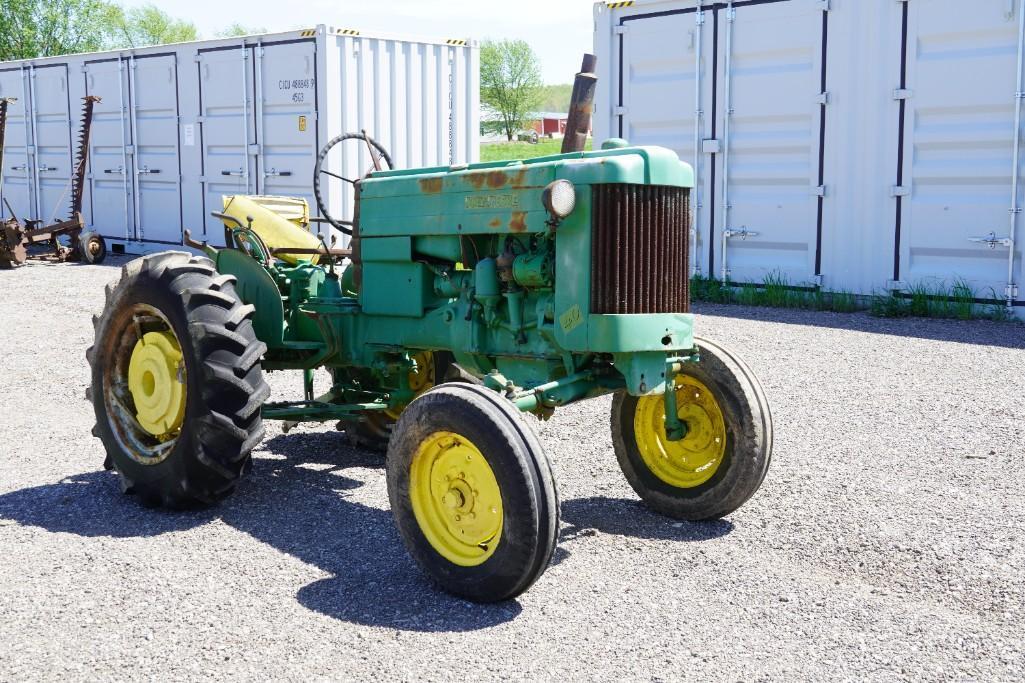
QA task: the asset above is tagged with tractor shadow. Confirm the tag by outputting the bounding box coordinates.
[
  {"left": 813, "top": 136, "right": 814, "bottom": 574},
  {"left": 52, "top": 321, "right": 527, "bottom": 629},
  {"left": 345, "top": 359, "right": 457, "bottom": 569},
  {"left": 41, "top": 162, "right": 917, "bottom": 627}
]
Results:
[
  {"left": 0, "top": 429, "right": 520, "bottom": 632},
  {"left": 558, "top": 496, "right": 734, "bottom": 545},
  {"left": 0, "top": 432, "right": 731, "bottom": 632},
  {"left": 241, "top": 432, "right": 524, "bottom": 631}
]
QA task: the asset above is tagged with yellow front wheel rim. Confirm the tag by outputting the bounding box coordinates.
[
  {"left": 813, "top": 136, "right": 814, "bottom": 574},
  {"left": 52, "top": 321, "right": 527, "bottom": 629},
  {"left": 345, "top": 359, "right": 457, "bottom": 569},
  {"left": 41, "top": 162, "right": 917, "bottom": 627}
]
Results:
[
  {"left": 409, "top": 431, "right": 503, "bottom": 567},
  {"left": 633, "top": 376, "right": 727, "bottom": 489},
  {"left": 127, "top": 331, "right": 186, "bottom": 440}
]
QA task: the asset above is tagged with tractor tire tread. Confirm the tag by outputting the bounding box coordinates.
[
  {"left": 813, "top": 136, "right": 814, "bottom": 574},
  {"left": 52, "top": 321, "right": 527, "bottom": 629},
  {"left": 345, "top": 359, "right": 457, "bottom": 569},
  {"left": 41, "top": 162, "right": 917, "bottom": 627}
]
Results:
[{"left": 89, "top": 251, "right": 269, "bottom": 508}]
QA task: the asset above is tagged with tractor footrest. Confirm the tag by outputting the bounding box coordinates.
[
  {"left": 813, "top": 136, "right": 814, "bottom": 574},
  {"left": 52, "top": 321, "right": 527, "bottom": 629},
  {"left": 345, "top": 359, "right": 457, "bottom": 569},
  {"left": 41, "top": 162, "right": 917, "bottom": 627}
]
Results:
[{"left": 261, "top": 400, "right": 388, "bottom": 422}]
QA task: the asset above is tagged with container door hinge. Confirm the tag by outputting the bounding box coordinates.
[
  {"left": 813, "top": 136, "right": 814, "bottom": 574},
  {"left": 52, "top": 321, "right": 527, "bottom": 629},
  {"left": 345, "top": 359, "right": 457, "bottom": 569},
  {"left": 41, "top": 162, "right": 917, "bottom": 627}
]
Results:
[
  {"left": 812, "top": 185, "right": 827, "bottom": 197},
  {"left": 702, "top": 138, "right": 721, "bottom": 154},
  {"left": 193, "top": 54, "right": 202, "bottom": 63},
  {"left": 890, "top": 185, "right": 911, "bottom": 197},
  {"left": 724, "top": 227, "right": 759, "bottom": 240},
  {"left": 886, "top": 279, "right": 907, "bottom": 291},
  {"left": 968, "top": 232, "right": 1013, "bottom": 249},
  {"left": 816, "top": 0, "right": 831, "bottom": 11},
  {"left": 816, "top": 91, "right": 830, "bottom": 105},
  {"left": 812, "top": 274, "right": 824, "bottom": 287},
  {"left": 1006, "top": 284, "right": 1019, "bottom": 299},
  {"left": 613, "top": 106, "right": 628, "bottom": 116},
  {"left": 614, "top": 25, "right": 628, "bottom": 35},
  {"left": 893, "top": 88, "right": 913, "bottom": 100}
]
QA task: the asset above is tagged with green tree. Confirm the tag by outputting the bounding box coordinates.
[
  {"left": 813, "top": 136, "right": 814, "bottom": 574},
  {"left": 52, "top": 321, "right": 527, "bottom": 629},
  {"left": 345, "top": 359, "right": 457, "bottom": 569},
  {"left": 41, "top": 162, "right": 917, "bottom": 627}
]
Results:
[
  {"left": 0, "top": 0, "right": 122, "bottom": 61},
  {"left": 217, "top": 23, "right": 267, "bottom": 38},
  {"left": 539, "top": 84, "right": 573, "bottom": 113},
  {"left": 113, "top": 4, "right": 198, "bottom": 48},
  {"left": 480, "top": 39, "right": 544, "bottom": 142}
]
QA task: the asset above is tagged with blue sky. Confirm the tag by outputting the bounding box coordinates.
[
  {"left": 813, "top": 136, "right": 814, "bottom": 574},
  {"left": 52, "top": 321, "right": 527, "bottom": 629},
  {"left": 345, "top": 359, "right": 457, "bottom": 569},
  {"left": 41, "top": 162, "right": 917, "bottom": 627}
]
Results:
[{"left": 121, "top": 0, "right": 597, "bottom": 83}]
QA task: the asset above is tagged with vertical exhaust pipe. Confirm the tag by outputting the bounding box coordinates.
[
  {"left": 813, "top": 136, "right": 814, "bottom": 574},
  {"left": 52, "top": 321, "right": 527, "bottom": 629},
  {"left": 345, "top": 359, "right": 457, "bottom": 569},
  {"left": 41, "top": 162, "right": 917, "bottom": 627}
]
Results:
[{"left": 562, "top": 54, "right": 598, "bottom": 154}]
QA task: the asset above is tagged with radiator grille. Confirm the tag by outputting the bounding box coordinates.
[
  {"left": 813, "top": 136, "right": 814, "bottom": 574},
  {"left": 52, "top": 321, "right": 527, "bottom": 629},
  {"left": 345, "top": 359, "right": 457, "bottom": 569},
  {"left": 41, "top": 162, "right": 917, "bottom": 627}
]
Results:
[{"left": 590, "top": 184, "right": 690, "bottom": 314}]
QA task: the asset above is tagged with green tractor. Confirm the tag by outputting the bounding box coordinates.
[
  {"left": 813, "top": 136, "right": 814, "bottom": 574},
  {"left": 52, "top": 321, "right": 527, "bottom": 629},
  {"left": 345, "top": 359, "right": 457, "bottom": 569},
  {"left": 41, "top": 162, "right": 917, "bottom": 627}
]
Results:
[{"left": 87, "top": 131, "right": 772, "bottom": 602}]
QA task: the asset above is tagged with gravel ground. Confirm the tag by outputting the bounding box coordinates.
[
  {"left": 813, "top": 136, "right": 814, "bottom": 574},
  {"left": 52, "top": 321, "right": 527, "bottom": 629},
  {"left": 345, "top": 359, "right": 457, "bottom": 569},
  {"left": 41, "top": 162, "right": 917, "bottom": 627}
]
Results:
[{"left": 1, "top": 255, "right": 1023, "bottom": 681}]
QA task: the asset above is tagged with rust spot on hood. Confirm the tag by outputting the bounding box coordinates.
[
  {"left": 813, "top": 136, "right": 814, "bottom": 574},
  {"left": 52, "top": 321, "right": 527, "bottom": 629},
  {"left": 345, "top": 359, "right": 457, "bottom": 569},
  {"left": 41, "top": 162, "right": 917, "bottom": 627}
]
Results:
[
  {"left": 466, "top": 173, "right": 486, "bottom": 189},
  {"left": 510, "top": 169, "right": 528, "bottom": 188},
  {"left": 418, "top": 177, "right": 443, "bottom": 194},
  {"left": 509, "top": 211, "right": 527, "bottom": 232},
  {"left": 488, "top": 218, "right": 502, "bottom": 228}
]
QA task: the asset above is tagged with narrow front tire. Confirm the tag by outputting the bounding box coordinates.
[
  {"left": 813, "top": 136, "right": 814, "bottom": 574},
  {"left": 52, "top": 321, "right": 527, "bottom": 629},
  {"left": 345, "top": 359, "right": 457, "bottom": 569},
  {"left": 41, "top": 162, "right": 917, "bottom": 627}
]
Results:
[
  {"left": 387, "top": 383, "right": 559, "bottom": 602},
  {"left": 612, "top": 337, "right": 772, "bottom": 521}
]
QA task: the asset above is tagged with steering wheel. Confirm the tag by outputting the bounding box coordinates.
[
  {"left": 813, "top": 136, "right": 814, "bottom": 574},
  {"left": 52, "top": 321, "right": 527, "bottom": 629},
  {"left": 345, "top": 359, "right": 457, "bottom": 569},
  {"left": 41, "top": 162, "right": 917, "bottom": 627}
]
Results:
[{"left": 313, "top": 131, "right": 393, "bottom": 235}]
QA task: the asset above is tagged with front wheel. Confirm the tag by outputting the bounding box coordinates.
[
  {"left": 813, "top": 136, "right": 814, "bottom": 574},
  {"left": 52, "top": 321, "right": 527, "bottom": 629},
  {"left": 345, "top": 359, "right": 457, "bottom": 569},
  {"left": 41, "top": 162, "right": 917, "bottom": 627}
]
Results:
[
  {"left": 611, "top": 337, "right": 772, "bottom": 521},
  {"left": 386, "top": 383, "right": 559, "bottom": 602}
]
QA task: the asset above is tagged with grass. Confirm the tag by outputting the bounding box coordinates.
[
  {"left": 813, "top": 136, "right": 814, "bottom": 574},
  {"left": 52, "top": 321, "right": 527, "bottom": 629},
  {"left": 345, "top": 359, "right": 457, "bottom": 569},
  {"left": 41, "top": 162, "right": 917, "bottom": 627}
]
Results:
[
  {"left": 692, "top": 271, "right": 1017, "bottom": 322},
  {"left": 479, "top": 138, "right": 592, "bottom": 162}
]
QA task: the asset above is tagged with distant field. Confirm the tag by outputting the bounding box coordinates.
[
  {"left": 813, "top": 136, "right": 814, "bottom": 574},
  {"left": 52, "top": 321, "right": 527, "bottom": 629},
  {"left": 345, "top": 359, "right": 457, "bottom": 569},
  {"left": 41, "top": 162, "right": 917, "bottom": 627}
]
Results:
[{"left": 480, "top": 138, "right": 592, "bottom": 162}]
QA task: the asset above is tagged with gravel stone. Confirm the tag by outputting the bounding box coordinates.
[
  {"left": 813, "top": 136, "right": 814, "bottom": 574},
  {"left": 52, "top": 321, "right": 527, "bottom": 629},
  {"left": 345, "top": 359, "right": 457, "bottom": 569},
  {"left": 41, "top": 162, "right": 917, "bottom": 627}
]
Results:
[{"left": 0, "top": 256, "right": 1023, "bottom": 681}]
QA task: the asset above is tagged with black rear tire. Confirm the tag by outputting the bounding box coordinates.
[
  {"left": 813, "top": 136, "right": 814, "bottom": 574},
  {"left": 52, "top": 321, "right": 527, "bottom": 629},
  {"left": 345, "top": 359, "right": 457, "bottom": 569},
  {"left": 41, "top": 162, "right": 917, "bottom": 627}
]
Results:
[
  {"left": 611, "top": 336, "right": 772, "bottom": 521},
  {"left": 387, "top": 383, "right": 559, "bottom": 602},
  {"left": 87, "top": 252, "right": 270, "bottom": 507}
]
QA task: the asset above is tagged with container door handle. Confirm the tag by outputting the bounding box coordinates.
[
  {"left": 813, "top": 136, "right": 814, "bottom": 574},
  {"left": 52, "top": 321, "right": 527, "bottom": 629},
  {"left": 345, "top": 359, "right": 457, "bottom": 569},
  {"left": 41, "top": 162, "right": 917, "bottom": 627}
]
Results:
[
  {"left": 104, "top": 166, "right": 125, "bottom": 174},
  {"left": 263, "top": 168, "right": 292, "bottom": 177},
  {"left": 221, "top": 168, "right": 245, "bottom": 177},
  {"left": 138, "top": 166, "right": 161, "bottom": 175},
  {"left": 38, "top": 165, "right": 58, "bottom": 172},
  {"left": 10, "top": 164, "right": 27, "bottom": 171}
]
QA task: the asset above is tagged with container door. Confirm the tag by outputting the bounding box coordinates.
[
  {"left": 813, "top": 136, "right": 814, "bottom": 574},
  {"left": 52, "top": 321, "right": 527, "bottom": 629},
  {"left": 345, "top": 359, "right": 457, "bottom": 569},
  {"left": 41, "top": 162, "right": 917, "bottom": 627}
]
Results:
[
  {"left": 897, "top": 0, "right": 1023, "bottom": 301},
  {"left": 84, "top": 59, "right": 134, "bottom": 242},
  {"left": 30, "top": 65, "right": 73, "bottom": 225},
  {"left": 618, "top": 8, "right": 715, "bottom": 276},
  {"left": 0, "top": 69, "right": 33, "bottom": 223},
  {"left": 130, "top": 55, "right": 182, "bottom": 244},
  {"left": 715, "top": 0, "right": 826, "bottom": 286},
  {"left": 255, "top": 41, "right": 318, "bottom": 211},
  {"left": 199, "top": 46, "right": 256, "bottom": 244}
]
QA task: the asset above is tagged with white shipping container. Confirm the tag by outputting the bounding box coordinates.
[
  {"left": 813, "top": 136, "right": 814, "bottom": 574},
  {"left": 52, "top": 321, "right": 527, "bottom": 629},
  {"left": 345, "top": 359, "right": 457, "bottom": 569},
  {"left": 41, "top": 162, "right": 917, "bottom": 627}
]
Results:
[
  {"left": 0, "top": 26, "right": 479, "bottom": 252},
  {"left": 595, "top": 0, "right": 1025, "bottom": 314}
]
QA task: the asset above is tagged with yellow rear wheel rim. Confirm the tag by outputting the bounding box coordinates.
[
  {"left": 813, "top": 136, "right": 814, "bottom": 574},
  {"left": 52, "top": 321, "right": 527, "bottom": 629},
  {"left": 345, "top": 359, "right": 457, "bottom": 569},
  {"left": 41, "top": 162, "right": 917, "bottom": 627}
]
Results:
[
  {"left": 127, "top": 330, "right": 186, "bottom": 440},
  {"left": 409, "top": 431, "right": 503, "bottom": 567},
  {"left": 633, "top": 376, "right": 727, "bottom": 489}
]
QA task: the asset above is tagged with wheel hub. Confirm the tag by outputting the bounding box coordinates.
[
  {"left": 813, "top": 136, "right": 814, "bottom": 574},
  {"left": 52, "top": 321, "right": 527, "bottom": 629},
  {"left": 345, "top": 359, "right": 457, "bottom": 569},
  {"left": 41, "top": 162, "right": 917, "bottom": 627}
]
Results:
[
  {"left": 633, "top": 376, "right": 726, "bottom": 489},
  {"left": 128, "top": 331, "right": 186, "bottom": 439},
  {"left": 410, "top": 431, "right": 503, "bottom": 566}
]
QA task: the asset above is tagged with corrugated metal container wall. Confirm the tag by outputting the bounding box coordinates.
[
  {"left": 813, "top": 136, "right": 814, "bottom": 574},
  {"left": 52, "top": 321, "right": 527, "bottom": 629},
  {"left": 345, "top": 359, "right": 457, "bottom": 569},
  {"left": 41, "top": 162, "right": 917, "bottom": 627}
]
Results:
[
  {"left": 0, "top": 26, "right": 479, "bottom": 252},
  {"left": 595, "top": 0, "right": 1025, "bottom": 315}
]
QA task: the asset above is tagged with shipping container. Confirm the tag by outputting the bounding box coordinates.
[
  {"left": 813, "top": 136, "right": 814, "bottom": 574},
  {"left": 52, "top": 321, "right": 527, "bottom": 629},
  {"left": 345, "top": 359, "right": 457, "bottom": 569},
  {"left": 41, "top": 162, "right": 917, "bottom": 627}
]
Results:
[
  {"left": 595, "top": 0, "right": 1025, "bottom": 314},
  {"left": 0, "top": 26, "right": 479, "bottom": 252}
]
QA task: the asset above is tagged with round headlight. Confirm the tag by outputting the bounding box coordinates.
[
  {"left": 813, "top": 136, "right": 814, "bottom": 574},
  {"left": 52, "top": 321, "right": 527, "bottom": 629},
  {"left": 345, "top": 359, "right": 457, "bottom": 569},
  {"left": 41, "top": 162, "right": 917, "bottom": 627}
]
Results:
[{"left": 542, "top": 180, "right": 576, "bottom": 219}]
